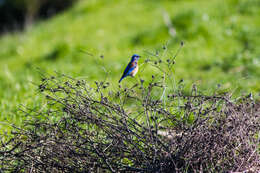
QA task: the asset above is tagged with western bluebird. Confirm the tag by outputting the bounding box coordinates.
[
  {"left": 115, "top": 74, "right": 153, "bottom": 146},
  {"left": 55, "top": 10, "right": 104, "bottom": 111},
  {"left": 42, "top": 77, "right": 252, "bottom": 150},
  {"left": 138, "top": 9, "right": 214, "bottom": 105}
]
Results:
[{"left": 119, "top": 54, "right": 141, "bottom": 83}]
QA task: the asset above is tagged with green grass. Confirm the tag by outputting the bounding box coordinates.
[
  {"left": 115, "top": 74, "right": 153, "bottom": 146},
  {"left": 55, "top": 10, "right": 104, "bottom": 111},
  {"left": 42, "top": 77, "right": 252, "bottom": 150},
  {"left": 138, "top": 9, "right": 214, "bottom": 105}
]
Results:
[{"left": 0, "top": 0, "right": 260, "bottom": 130}]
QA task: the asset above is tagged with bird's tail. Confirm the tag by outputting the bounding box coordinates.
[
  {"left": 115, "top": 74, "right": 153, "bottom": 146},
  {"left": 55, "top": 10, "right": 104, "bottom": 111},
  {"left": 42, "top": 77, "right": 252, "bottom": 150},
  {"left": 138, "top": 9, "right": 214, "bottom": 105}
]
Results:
[{"left": 119, "top": 76, "right": 124, "bottom": 83}]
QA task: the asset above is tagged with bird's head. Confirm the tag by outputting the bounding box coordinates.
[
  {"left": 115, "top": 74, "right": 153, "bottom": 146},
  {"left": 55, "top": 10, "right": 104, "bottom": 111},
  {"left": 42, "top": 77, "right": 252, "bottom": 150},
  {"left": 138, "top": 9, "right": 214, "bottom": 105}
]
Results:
[{"left": 131, "top": 54, "right": 141, "bottom": 62}]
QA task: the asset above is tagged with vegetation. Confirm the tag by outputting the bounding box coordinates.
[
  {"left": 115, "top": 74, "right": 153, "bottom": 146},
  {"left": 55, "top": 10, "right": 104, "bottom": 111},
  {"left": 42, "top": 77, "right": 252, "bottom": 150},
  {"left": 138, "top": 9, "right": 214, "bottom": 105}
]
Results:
[
  {"left": 0, "top": 0, "right": 260, "bottom": 130},
  {"left": 0, "top": 0, "right": 75, "bottom": 32},
  {"left": 1, "top": 48, "right": 259, "bottom": 172},
  {"left": 0, "top": 0, "right": 259, "bottom": 171}
]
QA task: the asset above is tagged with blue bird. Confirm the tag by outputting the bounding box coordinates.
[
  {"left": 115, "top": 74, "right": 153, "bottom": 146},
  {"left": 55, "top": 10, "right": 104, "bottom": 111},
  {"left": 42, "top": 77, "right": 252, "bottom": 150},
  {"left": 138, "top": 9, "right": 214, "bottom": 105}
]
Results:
[{"left": 119, "top": 54, "right": 141, "bottom": 83}]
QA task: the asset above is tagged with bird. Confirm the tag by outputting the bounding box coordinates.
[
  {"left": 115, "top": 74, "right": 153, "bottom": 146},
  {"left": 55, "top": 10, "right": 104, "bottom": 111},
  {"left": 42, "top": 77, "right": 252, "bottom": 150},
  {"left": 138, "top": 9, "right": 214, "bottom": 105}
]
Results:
[{"left": 119, "top": 54, "right": 141, "bottom": 83}]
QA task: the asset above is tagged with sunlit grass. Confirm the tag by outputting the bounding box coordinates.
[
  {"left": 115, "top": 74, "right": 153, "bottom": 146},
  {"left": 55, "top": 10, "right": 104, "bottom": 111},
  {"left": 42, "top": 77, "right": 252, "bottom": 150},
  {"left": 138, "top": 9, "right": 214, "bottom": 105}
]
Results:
[{"left": 0, "top": 0, "right": 259, "bottom": 131}]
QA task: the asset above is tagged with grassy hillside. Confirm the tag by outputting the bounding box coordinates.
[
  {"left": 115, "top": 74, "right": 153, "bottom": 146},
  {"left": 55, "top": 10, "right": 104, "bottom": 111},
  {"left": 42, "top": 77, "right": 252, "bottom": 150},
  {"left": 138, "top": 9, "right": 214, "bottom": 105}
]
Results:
[{"left": 0, "top": 0, "right": 260, "bottom": 130}]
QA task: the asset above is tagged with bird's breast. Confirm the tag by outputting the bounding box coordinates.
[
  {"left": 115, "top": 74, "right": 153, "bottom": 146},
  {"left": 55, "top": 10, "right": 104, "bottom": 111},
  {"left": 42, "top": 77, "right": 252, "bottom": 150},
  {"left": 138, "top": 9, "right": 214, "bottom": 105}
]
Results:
[{"left": 130, "top": 65, "right": 138, "bottom": 76}]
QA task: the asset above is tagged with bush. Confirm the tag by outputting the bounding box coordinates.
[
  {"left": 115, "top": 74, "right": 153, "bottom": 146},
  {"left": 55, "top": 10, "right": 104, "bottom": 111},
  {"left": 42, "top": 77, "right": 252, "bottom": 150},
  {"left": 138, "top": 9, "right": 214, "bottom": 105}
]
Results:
[
  {"left": 0, "top": 44, "right": 259, "bottom": 172},
  {"left": 0, "top": 0, "right": 76, "bottom": 32}
]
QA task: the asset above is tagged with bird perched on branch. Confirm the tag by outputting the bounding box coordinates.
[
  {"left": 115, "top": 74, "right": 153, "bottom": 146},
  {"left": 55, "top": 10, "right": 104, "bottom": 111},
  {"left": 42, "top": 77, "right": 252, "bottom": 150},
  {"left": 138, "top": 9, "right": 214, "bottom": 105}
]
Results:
[{"left": 119, "top": 54, "right": 141, "bottom": 83}]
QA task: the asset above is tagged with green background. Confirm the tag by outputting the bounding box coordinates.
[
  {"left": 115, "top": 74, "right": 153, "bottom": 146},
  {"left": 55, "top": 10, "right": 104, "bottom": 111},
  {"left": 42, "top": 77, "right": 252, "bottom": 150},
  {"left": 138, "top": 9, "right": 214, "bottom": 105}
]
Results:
[{"left": 0, "top": 0, "right": 259, "bottom": 130}]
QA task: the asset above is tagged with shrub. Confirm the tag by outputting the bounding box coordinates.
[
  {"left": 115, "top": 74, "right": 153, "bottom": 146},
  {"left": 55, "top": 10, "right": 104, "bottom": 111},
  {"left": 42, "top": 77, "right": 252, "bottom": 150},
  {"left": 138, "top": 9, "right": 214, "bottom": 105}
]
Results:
[
  {"left": 0, "top": 44, "right": 259, "bottom": 172},
  {"left": 0, "top": 0, "right": 76, "bottom": 32}
]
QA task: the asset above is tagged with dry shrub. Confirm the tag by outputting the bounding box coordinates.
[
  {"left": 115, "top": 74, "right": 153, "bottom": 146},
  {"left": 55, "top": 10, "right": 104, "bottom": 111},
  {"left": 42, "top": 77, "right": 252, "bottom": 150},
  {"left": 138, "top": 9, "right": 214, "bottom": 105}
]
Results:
[{"left": 0, "top": 45, "right": 259, "bottom": 172}]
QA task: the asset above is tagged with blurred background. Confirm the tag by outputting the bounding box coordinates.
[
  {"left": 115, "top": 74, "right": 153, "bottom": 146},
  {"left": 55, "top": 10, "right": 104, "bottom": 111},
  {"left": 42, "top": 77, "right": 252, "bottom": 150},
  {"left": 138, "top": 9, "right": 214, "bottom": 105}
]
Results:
[{"left": 0, "top": 0, "right": 259, "bottom": 127}]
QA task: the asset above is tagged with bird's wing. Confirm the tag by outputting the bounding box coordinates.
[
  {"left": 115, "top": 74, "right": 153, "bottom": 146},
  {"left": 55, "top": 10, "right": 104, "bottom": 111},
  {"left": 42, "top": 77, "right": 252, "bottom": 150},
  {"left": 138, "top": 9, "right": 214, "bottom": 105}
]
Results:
[
  {"left": 119, "top": 61, "right": 137, "bottom": 83},
  {"left": 122, "top": 62, "right": 135, "bottom": 77}
]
